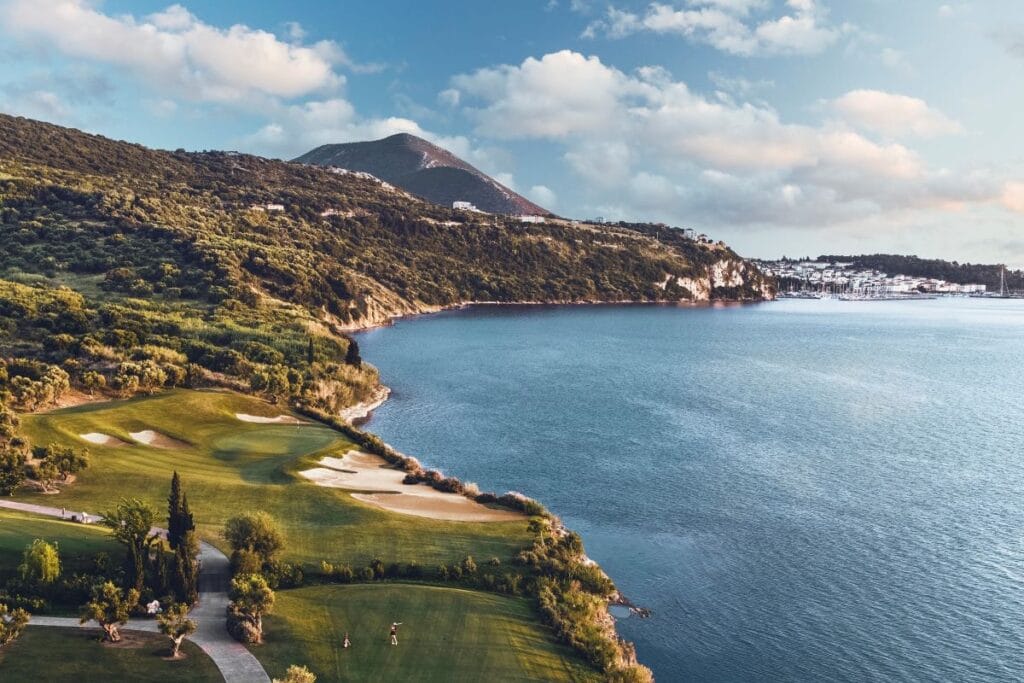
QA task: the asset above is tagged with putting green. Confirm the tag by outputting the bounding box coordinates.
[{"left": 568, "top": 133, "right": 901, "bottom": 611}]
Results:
[{"left": 255, "top": 583, "right": 601, "bottom": 683}]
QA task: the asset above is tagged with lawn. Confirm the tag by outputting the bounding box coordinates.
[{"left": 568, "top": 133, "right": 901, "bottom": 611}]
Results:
[
  {"left": 17, "top": 389, "right": 533, "bottom": 571},
  {"left": 0, "top": 509, "right": 121, "bottom": 578},
  {"left": 0, "top": 627, "right": 221, "bottom": 682},
  {"left": 255, "top": 583, "right": 601, "bottom": 683}
]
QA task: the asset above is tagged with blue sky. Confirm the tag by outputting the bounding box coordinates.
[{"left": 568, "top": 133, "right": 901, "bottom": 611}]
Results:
[{"left": 2, "top": 1, "right": 1024, "bottom": 264}]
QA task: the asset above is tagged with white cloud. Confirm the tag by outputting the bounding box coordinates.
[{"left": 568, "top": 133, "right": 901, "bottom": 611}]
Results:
[
  {"left": 583, "top": 0, "right": 842, "bottom": 56},
  {"left": 830, "top": 89, "right": 962, "bottom": 138},
  {"left": 438, "top": 88, "right": 462, "bottom": 107},
  {"left": 451, "top": 51, "right": 639, "bottom": 138},
  {"left": 708, "top": 71, "right": 775, "bottom": 97},
  {"left": 447, "top": 49, "right": 1021, "bottom": 231},
  {"left": 879, "top": 47, "right": 914, "bottom": 75},
  {"left": 529, "top": 184, "right": 558, "bottom": 208},
  {"left": 0, "top": 0, "right": 347, "bottom": 104}
]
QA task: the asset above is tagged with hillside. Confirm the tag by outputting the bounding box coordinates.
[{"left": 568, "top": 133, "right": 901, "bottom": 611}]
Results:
[
  {"left": 0, "top": 111, "right": 770, "bottom": 348},
  {"left": 294, "top": 133, "right": 549, "bottom": 215},
  {"left": 816, "top": 254, "right": 1022, "bottom": 291}
]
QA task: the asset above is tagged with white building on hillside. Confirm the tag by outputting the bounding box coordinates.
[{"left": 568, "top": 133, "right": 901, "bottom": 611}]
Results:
[
  {"left": 518, "top": 215, "right": 545, "bottom": 224},
  {"left": 453, "top": 200, "right": 477, "bottom": 211}
]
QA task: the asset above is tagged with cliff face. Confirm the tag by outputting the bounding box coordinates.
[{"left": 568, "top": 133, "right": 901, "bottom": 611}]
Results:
[{"left": 658, "top": 256, "right": 774, "bottom": 303}]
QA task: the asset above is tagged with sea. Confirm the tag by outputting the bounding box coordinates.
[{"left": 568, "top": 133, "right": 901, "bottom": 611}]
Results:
[{"left": 355, "top": 298, "right": 1024, "bottom": 682}]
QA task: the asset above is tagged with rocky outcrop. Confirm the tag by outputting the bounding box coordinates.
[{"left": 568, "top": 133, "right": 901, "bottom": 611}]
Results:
[{"left": 656, "top": 257, "right": 774, "bottom": 302}]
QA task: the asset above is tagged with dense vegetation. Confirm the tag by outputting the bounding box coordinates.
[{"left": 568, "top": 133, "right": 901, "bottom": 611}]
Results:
[
  {"left": 815, "top": 254, "right": 1023, "bottom": 291},
  {"left": 0, "top": 113, "right": 726, "bottom": 680}
]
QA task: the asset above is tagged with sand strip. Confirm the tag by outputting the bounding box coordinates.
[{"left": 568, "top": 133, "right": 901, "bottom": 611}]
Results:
[
  {"left": 129, "top": 430, "right": 189, "bottom": 449},
  {"left": 79, "top": 432, "right": 129, "bottom": 447},
  {"left": 300, "top": 451, "right": 522, "bottom": 522},
  {"left": 235, "top": 413, "right": 308, "bottom": 425}
]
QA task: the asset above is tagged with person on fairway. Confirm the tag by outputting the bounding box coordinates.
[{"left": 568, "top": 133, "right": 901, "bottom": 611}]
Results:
[
  {"left": 390, "top": 622, "right": 402, "bottom": 645},
  {"left": 343, "top": 632, "right": 351, "bottom": 649}
]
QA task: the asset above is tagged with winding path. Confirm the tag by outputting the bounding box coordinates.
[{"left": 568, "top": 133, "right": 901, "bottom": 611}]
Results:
[{"left": 0, "top": 500, "right": 271, "bottom": 683}]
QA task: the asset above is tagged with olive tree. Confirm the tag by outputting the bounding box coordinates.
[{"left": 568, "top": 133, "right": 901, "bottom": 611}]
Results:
[
  {"left": 157, "top": 603, "right": 197, "bottom": 658},
  {"left": 0, "top": 603, "right": 30, "bottom": 648},
  {"left": 80, "top": 581, "right": 140, "bottom": 643},
  {"left": 227, "top": 574, "right": 275, "bottom": 643}
]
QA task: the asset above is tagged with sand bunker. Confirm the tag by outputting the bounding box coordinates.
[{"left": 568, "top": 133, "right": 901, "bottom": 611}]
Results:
[
  {"left": 235, "top": 413, "right": 307, "bottom": 425},
  {"left": 129, "top": 430, "right": 189, "bottom": 449},
  {"left": 300, "top": 451, "right": 523, "bottom": 522},
  {"left": 79, "top": 432, "right": 128, "bottom": 447}
]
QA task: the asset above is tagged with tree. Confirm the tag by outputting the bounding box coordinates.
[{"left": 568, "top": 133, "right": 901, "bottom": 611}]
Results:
[
  {"left": 223, "top": 511, "right": 283, "bottom": 568},
  {"left": 81, "top": 371, "right": 106, "bottom": 395},
  {"left": 167, "top": 471, "right": 183, "bottom": 549},
  {"left": 20, "top": 539, "right": 61, "bottom": 585},
  {"left": 157, "top": 603, "right": 196, "bottom": 658},
  {"left": 36, "top": 458, "right": 60, "bottom": 492},
  {"left": 228, "top": 574, "right": 275, "bottom": 643},
  {"left": 42, "top": 444, "right": 88, "bottom": 481},
  {"left": 0, "top": 603, "right": 30, "bottom": 648},
  {"left": 306, "top": 336, "right": 316, "bottom": 364},
  {"left": 0, "top": 441, "right": 28, "bottom": 496},
  {"left": 173, "top": 528, "right": 200, "bottom": 605},
  {"left": 344, "top": 337, "right": 361, "bottom": 367},
  {"left": 80, "top": 581, "right": 139, "bottom": 643},
  {"left": 102, "top": 497, "right": 157, "bottom": 592},
  {"left": 274, "top": 664, "right": 317, "bottom": 683}
]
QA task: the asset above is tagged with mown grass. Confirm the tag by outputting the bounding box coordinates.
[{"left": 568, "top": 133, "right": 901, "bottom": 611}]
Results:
[
  {"left": 17, "top": 389, "right": 533, "bottom": 570},
  {"left": 255, "top": 583, "right": 601, "bottom": 683},
  {"left": 0, "top": 627, "right": 221, "bottom": 682},
  {"left": 0, "top": 509, "right": 120, "bottom": 577}
]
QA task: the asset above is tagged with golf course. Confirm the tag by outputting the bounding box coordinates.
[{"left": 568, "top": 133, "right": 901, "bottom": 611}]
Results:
[{"left": 0, "top": 388, "right": 602, "bottom": 681}]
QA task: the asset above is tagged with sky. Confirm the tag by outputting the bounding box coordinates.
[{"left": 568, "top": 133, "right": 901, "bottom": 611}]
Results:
[{"left": 2, "top": 0, "right": 1024, "bottom": 264}]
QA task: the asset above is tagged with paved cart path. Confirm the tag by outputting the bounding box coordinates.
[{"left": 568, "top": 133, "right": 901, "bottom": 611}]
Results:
[{"left": 0, "top": 499, "right": 271, "bottom": 683}]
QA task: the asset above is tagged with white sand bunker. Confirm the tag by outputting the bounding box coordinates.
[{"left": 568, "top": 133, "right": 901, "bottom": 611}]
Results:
[
  {"left": 79, "top": 432, "right": 129, "bottom": 447},
  {"left": 300, "top": 451, "right": 523, "bottom": 523},
  {"left": 235, "top": 413, "right": 307, "bottom": 425},
  {"left": 129, "top": 430, "right": 189, "bottom": 449}
]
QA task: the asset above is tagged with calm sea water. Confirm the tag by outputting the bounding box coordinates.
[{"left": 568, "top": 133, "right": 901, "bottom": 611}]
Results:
[{"left": 356, "top": 298, "right": 1024, "bottom": 682}]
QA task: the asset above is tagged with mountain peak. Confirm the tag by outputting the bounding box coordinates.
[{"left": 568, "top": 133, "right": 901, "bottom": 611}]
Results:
[{"left": 294, "top": 135, "right": 548, "bottom": 215}]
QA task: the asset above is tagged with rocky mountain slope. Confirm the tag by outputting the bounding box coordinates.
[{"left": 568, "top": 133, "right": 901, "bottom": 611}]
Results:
[{"left": 294, "top": 133, "right": 549, "bottom": 215}]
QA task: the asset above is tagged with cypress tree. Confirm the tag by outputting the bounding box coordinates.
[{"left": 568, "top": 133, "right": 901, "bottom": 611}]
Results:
[
  {"left": 154, "top": 542, "right": 170, "bottom": 597},
  {"left": 180, "top": 493, "right": 195, "bottom": 539},
  {"left": 167, "top": 471, "right": 182, "bottom": 550},
  {"left": 306, "top": 336, "right": 316, "bottom": 364}
]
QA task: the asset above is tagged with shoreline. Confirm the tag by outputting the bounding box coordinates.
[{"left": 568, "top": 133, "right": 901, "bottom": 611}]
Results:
[
  {"left": 347, "top": 296, "right": 770, "bottom": 334},
  {"left": 337, "top": 385, "right": 391, "bottom": 425},
  {"left": 346, "top": 305, "right": 653, "bottom": 631}
]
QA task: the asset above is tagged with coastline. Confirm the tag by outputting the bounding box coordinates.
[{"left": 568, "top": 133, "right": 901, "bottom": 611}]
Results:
[
  {"left": 346, "top": 304, "right": 655, "bottom": 673},
  {"left": 345, "top": 296, "right": 771, "bottom": 334},
  {"left": 336, "top": 384, "right": 391, "bottom": 425}
]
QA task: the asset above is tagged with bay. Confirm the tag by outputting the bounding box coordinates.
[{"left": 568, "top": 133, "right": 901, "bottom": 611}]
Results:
[{"left": 356, "top": 298, "right": 1024, "bottom": 682}]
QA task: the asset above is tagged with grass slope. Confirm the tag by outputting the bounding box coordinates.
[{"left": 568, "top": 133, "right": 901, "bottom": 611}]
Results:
[
  {"left": 0, "top": 627, "right": 220, "bottom": 682},
  {"left": 0, "top": 509, "right": 120, "bottom": 577},
  {"left": 16, "top": 389, "right": 533, "bottom": 569},
  {"left": 256, "top": 583, "right": 601, "bottom": 683}
]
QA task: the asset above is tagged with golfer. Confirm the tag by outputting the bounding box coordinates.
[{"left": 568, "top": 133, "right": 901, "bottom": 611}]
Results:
[{"left": 390, "top": 622, "right": 402, "bottom": 646}]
